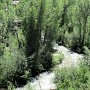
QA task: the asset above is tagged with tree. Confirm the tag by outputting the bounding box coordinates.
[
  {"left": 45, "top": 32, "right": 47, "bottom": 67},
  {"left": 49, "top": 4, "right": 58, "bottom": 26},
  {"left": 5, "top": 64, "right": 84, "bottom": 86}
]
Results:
[{"left": 79, "top": 0, "right": 90, "bottom": 46}]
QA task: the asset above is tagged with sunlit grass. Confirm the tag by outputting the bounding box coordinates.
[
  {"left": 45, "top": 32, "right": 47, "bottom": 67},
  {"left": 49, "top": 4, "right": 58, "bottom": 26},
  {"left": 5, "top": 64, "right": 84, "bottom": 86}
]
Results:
[{"left": 52, "top": 52, "right": 64, "bottom": 66}]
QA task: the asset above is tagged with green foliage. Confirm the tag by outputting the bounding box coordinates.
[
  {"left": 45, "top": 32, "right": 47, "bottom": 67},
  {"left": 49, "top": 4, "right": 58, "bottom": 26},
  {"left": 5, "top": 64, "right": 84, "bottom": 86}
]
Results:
[
  {"left": 23, "top": 0, "right": 58, "bottom": 75},
  {"left": 8, "top": 82, "right": 15, "bottom": 90},
  {"left": 54, "top": 47, "right": 90, "bottom": 90},
  {"left": 54, "top": 66, "right": 88, "bottom": 90},
  {"left": 56, "top": 0, "right": 90, "bottom": 53},
  {"left": 25, "top": 83, "right": 32, "bottom": 90},
  {"left": 40, "top": 46, "right": 53, "bottom": 70},
  {"left": 52, "top": 52, "right": 64, "bottom": 66},
  {"left": 0, "top": 51, "right": 28, "bottom": 88},
  {"left": 0, "top": 0, "right": 90, "bottom": 89},
  {"left": 82, "top": 46, "right": 90, "bottom": 70}
]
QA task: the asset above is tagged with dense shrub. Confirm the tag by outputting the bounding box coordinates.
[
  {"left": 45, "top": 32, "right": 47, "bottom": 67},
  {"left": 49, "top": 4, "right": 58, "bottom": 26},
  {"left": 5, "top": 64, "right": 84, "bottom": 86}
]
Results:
[
  {"left": 82, "top": 46, "right": 90, "bottom": 70},
  {"left": 54, "top": 66, "right": 88, "bottom": 90},
  {"left": 41, "top": 51, "right": 52, "bottom": 70},
  {"left": 0, "top": 50, "right": 28, "bottom": 88},
  {"left": 27, "top": 45, "right": 53, "bottom": 76},
  {"left": 40, "top": 46, "right": 53, "bottom": 71}
]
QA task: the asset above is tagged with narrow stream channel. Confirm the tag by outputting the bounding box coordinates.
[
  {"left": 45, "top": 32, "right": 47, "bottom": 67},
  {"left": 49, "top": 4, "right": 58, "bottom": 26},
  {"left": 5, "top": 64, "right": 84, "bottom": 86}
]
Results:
[{"left": 16, "top": 43, "right": 83, "bottom": 90}]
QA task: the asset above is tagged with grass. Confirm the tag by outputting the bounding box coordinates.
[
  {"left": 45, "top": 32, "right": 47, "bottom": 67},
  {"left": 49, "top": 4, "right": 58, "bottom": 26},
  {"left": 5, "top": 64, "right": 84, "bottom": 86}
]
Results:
[
  {"left": 52, "top": 52, "right": 64, "bottom": 66},
  {"left": 25, "top": 82, "right": 33, "bottom": 90}
]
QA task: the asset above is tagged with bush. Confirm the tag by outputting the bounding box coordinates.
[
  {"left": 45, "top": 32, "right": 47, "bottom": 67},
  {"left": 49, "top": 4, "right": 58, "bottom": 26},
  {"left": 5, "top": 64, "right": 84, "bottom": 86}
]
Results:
[
  {"left": 83, "top": 46, "right": 90, "bottom": 70},
  {"left": 0, "top": 50, "right": 28, "bottom": 88},
  {"left": 27, "top": 46, "right": 53, "bottom": 76},
  {"left": 54, "top": 66, "right": 88, "bottom": 90},
  {"left": 52, "top": 52, "right": 64, "bottom": 66},
  {"left": 40, "top": 47, "right": 53, "bottom": 71}
]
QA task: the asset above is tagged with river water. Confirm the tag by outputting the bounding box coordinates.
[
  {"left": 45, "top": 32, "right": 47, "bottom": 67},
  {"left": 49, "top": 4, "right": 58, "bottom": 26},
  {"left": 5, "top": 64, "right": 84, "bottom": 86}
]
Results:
[{"left": 16, "top": 43, "right": 83, "bottom": 90}]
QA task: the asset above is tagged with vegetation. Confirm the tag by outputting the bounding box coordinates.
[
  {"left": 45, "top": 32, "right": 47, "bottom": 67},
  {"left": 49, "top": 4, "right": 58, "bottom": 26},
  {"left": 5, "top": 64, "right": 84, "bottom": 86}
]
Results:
[
  {"left": 52, "top": 52, "right": 64, "bottom": 66},
  {"left": 0, "top": 0, "right": 90, "bottom": 89},
  {"left": 54, "top": 47, "right": 90, "bottom": 90}
]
